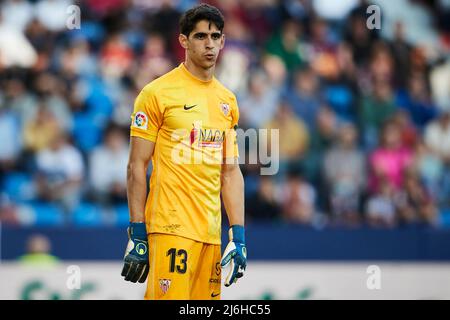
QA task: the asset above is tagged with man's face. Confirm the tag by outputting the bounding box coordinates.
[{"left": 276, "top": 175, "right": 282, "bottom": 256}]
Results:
[{"left": 180, "top": 20, "right": 225, "bottom": 69}]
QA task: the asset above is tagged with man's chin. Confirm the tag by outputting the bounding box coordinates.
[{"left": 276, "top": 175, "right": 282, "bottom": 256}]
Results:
[{"left": 201, "top": 62, "right": 216, "bottom": 70}]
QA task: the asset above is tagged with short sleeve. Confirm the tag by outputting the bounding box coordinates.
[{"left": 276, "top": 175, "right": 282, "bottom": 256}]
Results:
[
  {"left": 230, "top": 96, "right": 240, "bottom": 129},
  {"left": 130, "top": 87, "right": 163, "bottom": 142},
  {"left": 223, "top": 95, "right": 240, "bottom": 159}
]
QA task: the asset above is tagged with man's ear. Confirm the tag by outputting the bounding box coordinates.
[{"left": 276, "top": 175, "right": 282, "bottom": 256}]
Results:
[
  {"left": 220, "top": 33, "right": 225, "bottom": 50},
  {"left": 179, "top": 34, "right": 188, "bottom": 49}
]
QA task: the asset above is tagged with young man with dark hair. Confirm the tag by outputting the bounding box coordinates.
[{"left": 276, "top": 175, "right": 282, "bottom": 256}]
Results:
[{"left": 121, "top": 3, "right": 247, "bottom": 300}]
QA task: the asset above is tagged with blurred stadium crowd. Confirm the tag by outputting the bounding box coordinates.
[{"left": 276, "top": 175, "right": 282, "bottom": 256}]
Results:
[{"left": 0, "top": 0, "right": 450, "bottom": 228}]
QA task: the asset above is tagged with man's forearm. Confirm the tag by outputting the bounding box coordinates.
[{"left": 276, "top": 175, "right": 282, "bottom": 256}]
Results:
[
  {"left": 127, "top": 162, "right": 148, "bottom": 223},
  {"left": 221, "top": 165, "right": 245, "bottom": 226}
]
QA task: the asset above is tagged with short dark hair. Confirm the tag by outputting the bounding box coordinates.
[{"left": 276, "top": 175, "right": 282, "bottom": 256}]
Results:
[{"left": 179, "top": 3, "right": 225, "bottom": 37}]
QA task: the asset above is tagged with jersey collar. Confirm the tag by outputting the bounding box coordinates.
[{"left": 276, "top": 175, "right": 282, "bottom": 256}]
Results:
[{"left": 179, "top": 63, "right": 215, "bottom": 86}]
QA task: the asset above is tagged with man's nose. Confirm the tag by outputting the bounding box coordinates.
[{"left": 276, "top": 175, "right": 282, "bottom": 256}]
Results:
[{"left": 205, "top": 36, "right": 214, "bottom": 48}]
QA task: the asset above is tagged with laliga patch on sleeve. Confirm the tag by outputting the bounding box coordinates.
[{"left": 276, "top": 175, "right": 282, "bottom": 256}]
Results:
[{"left": 133, "top": 111, "right": 148, "bottom": 130}]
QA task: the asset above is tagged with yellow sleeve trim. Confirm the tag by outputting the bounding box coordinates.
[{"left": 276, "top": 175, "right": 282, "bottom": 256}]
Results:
[{"left": 130, "top": 127, "right": 158, "bottom": 142}]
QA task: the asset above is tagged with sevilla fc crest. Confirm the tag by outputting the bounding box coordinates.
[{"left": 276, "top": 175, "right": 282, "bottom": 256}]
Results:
[
  {"left": 159, "top": 279, "right": 171, "bottom": 295},
  {"left": 220, "top": 103, "right": 230, "bottom": 116}
]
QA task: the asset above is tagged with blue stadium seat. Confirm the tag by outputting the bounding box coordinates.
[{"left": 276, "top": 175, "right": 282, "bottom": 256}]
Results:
[
  {"left": 72, "top": 202, "right": 103, "bottom": 227},
  {"left": 72, "top": 113, "right": 103, "bottom": 152},
  {"left": 324, "top": 85, "right": 354, "bottom": 122},
  {"left": 123, "top": 30, "right": 146, "bottom": 52},
  {"left": 85, "top": 79, "right": 114, "bottom": 120},
  {"left": 30, "top": 202, "right": 65, "bottom": 226},
  {"left": 2, "top": 172, "right": 35, "bottom": 202},
  {"left": 67, "top": 21, "right": 106, "bottom": 46}
]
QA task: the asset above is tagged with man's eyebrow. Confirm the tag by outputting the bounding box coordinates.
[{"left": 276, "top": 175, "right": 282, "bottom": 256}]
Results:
[{"left": 192, "top": 31, "right": 222, "bottom": 36}]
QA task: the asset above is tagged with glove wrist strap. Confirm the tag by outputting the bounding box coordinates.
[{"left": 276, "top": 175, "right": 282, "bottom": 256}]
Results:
[
  {"left": 129, "top": 222, "right": 147, "bottom": 240},
  {"left": 229, "top": 225, "right": 245, "bottom": 244}
]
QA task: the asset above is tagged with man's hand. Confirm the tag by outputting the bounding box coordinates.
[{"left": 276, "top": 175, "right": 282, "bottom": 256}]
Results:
[
  {"left": 121, "top": 222, "right": 149, "bottom": 283},
  {"left": 221, "top": 225, "right": 247, "bottom": 287}
]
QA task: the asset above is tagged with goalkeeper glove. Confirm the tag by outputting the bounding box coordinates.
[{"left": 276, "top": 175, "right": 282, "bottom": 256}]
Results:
[
  {"left": 221, "top": 225, "right": 247, "bottom": 287},
  {"left": 121, "top": 222, "right": 149, "bottom": 283}
]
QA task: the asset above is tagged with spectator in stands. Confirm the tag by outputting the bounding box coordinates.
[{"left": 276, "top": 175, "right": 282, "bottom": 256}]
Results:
[
  {"left": 261, "top": 54, "right": 288, "bottom": 92},
  {"left": 265, "top": 19, "right": 304, "bottom": 71},
  {"left": 396, "top": 71, "right": 437, "bottom": 129},
  {"left": 305, "top": 106, "right": 338, "bottom": 185},
  {"left": 310, "top": 105, "right": 339, "bottom": 154},
  {"left": 284, "top": 67, "right": 322, "bottom": 131},
  {"left": 34, "top": 0, "right": 73, "bottom": 32},
  {"left": 335, "top": 42, "right": 358, "bottom": 90},
  {"left": 424, "top": 110, "right": 450, "bottom": 206},
  {"left": 35, "top": 133, "right": 84, "bottom": 214},
  {"left": 112, "top": 82, "right": 141, "bottom": 127},
  {"left": 369, "top": 120, "right": 414, "bottom": 194},
  {"left": 89, "top": 124, "right": 128, "bottom": 205},
  {"left": 0, "top": 105, "right": 22, "bottom": 173},
  {"left": 23, "top": 102, "right": 62, "bottom": 153},
  {"left": 3, "top": 78, "right": 37, "bottom": 126},
  {"left": 430, "top": 59, "right": 450, "bottom": 113},
  {"left": 358, "top": 79, "right": 397, "bottom": 150},
  {"left": 0, "top": 8, "right": 37, "bottom": 68},
  {"left": 58, "top": 38, "right": 97, "bottom": 78},
  {"left": 369, "top": 41, "right": 395, "bottom": 84},
  {"left": 413, "top": 139, "right": 444, "bottom": 204},
  {"left": 245, "top": 175, "right": 281, "bottom": 222},
  {"left": 391, "top": 109, "right": 418, "bottom": 149},
  {"left": 395, "top": 169, "right": 438, "bottom": 226},
  {"left": 424, "top": 110, "right": 450, "bottom": 164},
  {"left": 0, "top": 193, "right": 18, "bottom": 224},
  {"left": 323, "top": 123, "right": 366, "bottom": 226},
  {"left": 390, "top": 21, "right": 412, "bottom": 89},
  {"left": 214, "top": 15, "right": 252, "bottom": 93},
  {"left": 32, "top": 72, "right": 73, "bottom": 133},
  {"left": 308, "top": 17, "right": 339, "bottom": 80},
  {"left": 365, "top": 179, "right": 398, "bottom": 228},
  {"left": 18, "top": 234, "right": 60, "bottom": 266},
  {"left": 135, "top": 33, "right": 174, "bottom": 88},
  {"left": 1, "top": 0, "right": 33, "bottom": 32},
  {"left": 280, "top": 169, "right": 317, "bottom": 225},
  {"left": 344, "top": 0, "right": 379, "bottom": 66},
  {"left": 263, "top": 101, "right": 309, "bottom": 180},
  {"left": 100, "top": 33, "right": 134, "bottom": 80},
  {"left": 320, "top": 42, "right": 358, "bottom": 123},
  {"left": 228, "top": 0, "right": 273, "bottom": 47},
  {"left": 239, "top": 69, "right": 280, "bottom": 130},
  {"left": 24, "top": 18, "right": 55, "bottom": 72}
]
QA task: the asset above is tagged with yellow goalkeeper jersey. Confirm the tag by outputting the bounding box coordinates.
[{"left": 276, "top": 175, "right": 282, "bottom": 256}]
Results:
[{"left": 130, "top": 63, "right": 239, "bottom": 245}]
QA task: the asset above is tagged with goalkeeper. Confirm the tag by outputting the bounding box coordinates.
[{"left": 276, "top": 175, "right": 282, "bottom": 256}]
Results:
[{"left": 121, "top": 3, "right": 246, "bottom": 300}]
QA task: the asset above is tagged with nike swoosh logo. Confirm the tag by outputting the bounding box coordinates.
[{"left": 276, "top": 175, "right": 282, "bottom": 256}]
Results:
[
  {"left": 184, "top": 104, "right": 197, "bottom": 110},
  {"left": 211, "top": 292, "right": 220, "bottom": 298}
]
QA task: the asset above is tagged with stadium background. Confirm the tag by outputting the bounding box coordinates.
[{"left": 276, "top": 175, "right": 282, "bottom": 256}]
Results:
[{"left": 1, "top": 0, "right": 450, "bottom": 299}]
